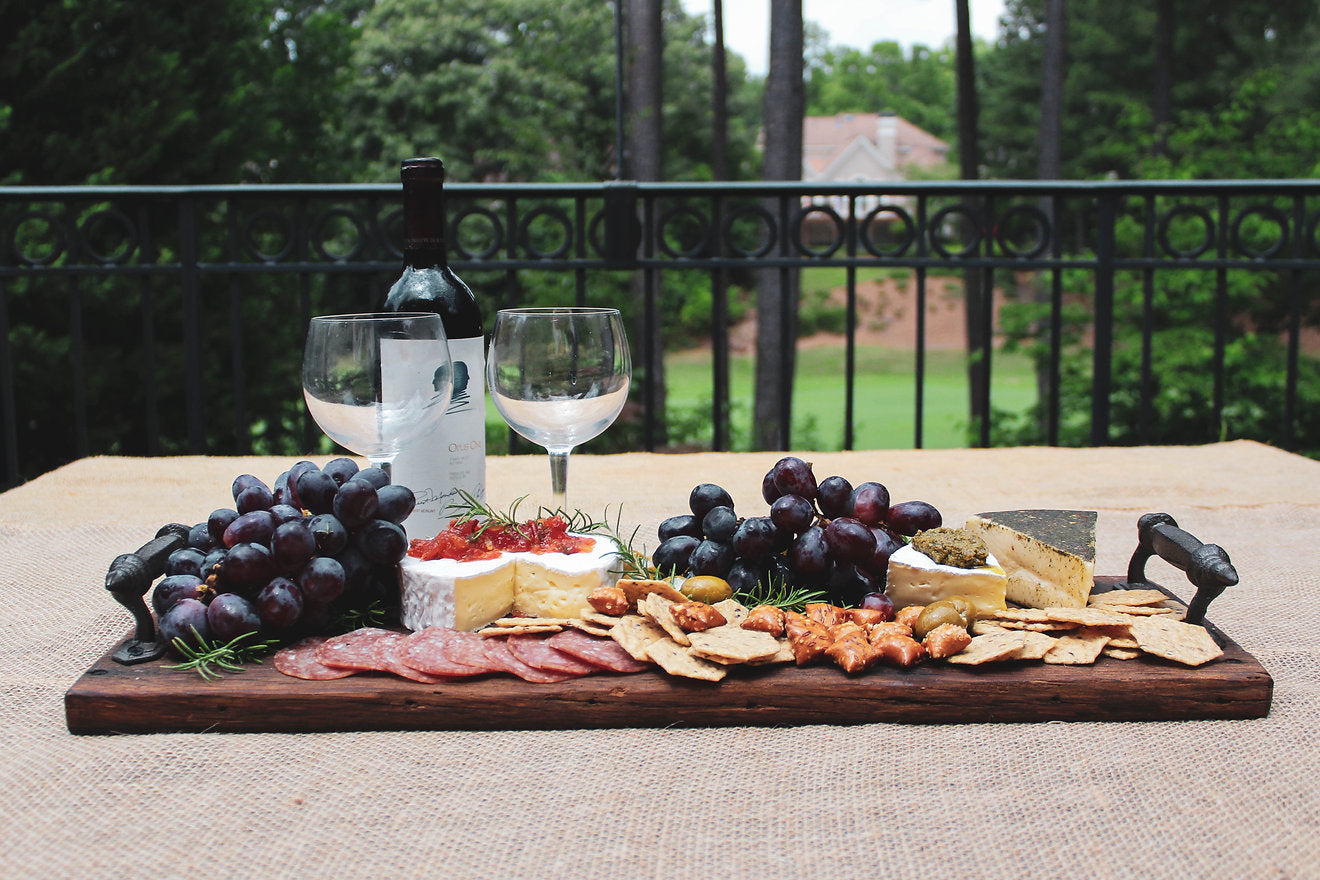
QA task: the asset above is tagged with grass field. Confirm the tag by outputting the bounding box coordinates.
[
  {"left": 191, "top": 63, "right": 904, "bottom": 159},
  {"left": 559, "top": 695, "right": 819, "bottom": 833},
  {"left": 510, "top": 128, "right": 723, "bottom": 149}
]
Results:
[{"left": 664, "top": 344, "right": 1037, "bottom": 450}]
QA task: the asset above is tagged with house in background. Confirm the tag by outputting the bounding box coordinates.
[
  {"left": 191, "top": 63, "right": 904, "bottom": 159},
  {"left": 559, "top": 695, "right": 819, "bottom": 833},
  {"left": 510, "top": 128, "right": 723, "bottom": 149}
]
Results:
[{"left": 799, "top": 111, "right": 951, "bottom": 244}]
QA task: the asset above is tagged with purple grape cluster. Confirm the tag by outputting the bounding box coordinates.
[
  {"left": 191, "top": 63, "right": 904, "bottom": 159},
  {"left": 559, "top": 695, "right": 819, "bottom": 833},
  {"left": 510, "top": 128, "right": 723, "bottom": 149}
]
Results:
[
  {"left": 651, "top": 456, "right": 941, "bottom": 606},
  {"left": 153, "top": 458, "right": 415, "bottom": 655}
]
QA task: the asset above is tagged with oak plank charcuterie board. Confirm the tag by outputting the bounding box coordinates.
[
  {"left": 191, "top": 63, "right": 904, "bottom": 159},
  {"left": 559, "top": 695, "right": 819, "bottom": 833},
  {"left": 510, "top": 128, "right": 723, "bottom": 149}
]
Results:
[{"left": 64, "top": 578, "right": 1273, "bottom": 735}]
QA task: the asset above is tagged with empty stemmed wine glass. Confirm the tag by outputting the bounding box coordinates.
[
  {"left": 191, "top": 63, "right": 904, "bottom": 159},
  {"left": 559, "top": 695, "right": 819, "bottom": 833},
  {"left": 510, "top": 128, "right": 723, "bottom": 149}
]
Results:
[
  {"left": 487, "top": 307, "right": 631, "bottom": 511},
  {"left": 301, "top": 312, "right": 453, "bottom": 477}
]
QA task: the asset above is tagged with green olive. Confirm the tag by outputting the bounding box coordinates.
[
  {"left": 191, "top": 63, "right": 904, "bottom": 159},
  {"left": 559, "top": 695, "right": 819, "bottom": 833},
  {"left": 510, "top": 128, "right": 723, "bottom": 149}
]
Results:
[
  {"left": 914, "top": 599, "right": 970, "bottom": 641},
  {"left": 945, "top": 595, "right": 978, "bottom": 623},
  {"left": 680, "top": 575, "right": 733, "bottom": 604}
]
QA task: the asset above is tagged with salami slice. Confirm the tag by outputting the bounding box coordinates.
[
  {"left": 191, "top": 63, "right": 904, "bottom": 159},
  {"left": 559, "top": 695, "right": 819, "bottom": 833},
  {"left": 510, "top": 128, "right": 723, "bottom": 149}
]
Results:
[
  {"left": 505, "top": 633, "right": 599, "bottom": 675},
  {"left": 546, "top": 630, "right": 651, "bottom": 673},
  {"left": 481, "top": 637, "right": 588, "bottom": 683},
  {"left": 314, "top": 627, "right": 394, "bottom": 670},
  {"left": 399, "top": 628, "right": 490, "bottom": 677},
  {"left": 369, "top": 632, "right": 454, "bottom": 683},
  {"left": 274, "top": 636, "right": 358, "bottom": 680},
  {"left": 439, "top": 629, "right": 500, "bottom": 671}
]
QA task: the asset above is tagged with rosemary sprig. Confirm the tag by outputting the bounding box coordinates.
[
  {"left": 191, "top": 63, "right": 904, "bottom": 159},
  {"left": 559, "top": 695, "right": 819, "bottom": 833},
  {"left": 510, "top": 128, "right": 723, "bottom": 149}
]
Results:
[
  {"left": 734, "top": 580, "right": 830, "bottom": 612},
  {"left": 335, "top": 600, "right": 390, "bottom": 633},
  {"left": 576, "top": 503, "right": 659, "bottom": 579},
  {"left": 163, "top": 629, "right": 280, "bottom": 681}
]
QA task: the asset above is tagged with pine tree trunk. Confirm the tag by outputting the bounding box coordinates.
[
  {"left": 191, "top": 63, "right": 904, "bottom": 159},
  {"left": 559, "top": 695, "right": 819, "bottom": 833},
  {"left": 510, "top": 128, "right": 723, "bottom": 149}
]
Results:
[
  {"left": 624, "top": 0, "right": 667, "bottom": 447},
  {"left": 753, "top": 0, "right": 804, "bottom": 451},
  {"left": 954, "top": 0, "right": 986, "bottom": 441}
]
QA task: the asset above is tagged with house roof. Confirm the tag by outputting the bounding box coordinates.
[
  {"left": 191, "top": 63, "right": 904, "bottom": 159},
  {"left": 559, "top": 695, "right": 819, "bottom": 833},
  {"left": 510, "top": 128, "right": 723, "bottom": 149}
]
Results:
[{"left": 803, "top": 113, "right": 950, "bottom": 181}]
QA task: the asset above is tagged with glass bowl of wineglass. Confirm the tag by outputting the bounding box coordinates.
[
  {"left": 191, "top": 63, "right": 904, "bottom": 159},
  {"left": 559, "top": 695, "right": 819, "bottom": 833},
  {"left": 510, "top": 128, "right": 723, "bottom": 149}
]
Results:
[
  {"left": 302, "top": 312, "right": 452, "bottom": 475},
  {"left": 487, "top": 307, "right": 631, "bottom": 510}
]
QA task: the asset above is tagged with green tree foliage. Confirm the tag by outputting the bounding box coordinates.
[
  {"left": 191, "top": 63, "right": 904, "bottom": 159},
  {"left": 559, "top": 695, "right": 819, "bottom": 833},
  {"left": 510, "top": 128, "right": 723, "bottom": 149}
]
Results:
[
  {"left": 985, "top": 0, "right": 1320, "bottom": 453},
  {"left": 979, "top": 0, "right": 1320, "bottom": 180},
  {"left": 805, "top": 41, "right": 958, "bottom": 142},
  {"left": 0, "top": 0, "right": 362, "bottom": 184}
]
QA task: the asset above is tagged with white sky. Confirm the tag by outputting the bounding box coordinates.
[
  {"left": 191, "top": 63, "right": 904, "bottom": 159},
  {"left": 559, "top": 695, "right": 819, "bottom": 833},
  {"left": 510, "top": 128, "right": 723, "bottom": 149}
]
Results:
[{"left": 681, "top": 0, "right": 1007, "bottom": 75}]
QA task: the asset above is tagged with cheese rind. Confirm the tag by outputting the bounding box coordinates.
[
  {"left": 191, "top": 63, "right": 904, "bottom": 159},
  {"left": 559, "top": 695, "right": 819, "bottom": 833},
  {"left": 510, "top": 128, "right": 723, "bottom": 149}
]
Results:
[
  {"left": 884, "top": 544, "right": 1008, "bottom": 616},
  {"left": 963, "top": 509, "right": 1096, "bottom": 609},
  {"left": 398, "top": 534, "right": 622, "bottom": 632}
]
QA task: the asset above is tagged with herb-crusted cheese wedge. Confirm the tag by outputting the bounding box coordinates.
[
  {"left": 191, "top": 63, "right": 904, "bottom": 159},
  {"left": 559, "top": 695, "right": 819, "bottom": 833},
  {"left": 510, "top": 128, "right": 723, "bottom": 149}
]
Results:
[{"left": 964, "top": 510, "right": 1096, "bottom": 609}]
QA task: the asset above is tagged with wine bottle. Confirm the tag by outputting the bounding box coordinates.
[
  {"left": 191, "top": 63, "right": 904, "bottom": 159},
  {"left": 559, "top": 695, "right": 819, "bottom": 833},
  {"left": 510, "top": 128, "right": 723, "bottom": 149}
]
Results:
[{"left": 383, "top": 157, "right": 486, "bottom": 538}]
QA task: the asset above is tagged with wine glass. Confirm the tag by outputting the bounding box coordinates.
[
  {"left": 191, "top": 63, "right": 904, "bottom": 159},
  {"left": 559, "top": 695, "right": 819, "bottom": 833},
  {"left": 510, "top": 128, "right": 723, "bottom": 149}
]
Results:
[
  {"left": 302, "top": 312, "right": 453, "bottom": 476},
  {"left": 487, "top": 307, "right": 631, "bottom": 511}
]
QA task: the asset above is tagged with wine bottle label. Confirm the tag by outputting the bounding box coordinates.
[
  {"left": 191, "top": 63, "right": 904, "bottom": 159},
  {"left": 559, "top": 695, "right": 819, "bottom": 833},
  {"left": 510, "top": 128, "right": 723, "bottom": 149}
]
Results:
[{"left": 391, "top": 335, "right": 487, "bottom": 540}]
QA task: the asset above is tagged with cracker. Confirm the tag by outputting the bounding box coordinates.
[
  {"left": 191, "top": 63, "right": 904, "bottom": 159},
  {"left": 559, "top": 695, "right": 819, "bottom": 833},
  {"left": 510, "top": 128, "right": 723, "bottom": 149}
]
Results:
[
  {"left": 1102, "top": 646, "right": 1142, "bottom": 660},
  {"left": 1044, "top": 606, "right": 1136, "bottom": 627},
  {"left": 617, "top": 578, "right": 687, "bottom": 606},
  {"left": 568, "top": 619, "right": 617, "bottom": 637},
  {"left": 993, "top": 608, "right": 1053, "bottom": 623},
  {"left": 581, "top": 611, "right": 622, "bottom": 628},
  {"left": 996, "top": 620, "right": 1079, "bottom": 632},
  {"left": 1129, "top": 617, "right": 1223, "bottom": 667},
  {"left": 1011, "top": 630, "right": 1059, "bottom": 660},
  {"left": 971, "top": 620, "right": 1007, "bottom": 634},
  {"left": 609, "top": 614, "right": 668, "bottom": 661},
  {"left": 686, "top": 626, "right": 781, "bottom": 665},
  {"left": 1043, "top": 632, "right": 1110, "bottom": 665},
  {"left": 945, "top": 630, "right": 1027, "bottom": 665},
  {"left": 713, "top": 598, "right": 750, "bottom": 625},
  {"left": 641, "top": 593, "right": 691, "bottom": 646},
  {"left": 490, "top": 617, "right": 577, "bottom": 627},
  {"left": 1108, "top": 604, "right": 1181, "bottom": 616},
  {"left": 478, "top": 624, "right": 563, "bottom": 636},
  {"left": 1088, "top": 588, "right": 1170, "bottom": 607},
  {"left": 748, "top": 638, "right": 796, "bottom": 665},
  {"left": 645, "top": 639, "right": 727, "bottom": 681}
]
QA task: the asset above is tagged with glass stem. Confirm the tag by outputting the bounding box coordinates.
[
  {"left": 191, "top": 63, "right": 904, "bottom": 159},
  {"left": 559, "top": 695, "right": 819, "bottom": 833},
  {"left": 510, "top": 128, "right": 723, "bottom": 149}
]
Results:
[
  {"left": 373, "top": 459, "right": 393, "bottom": 480},
  {"left": 548, "top": 449, "right": 570, "bottom": 512}
]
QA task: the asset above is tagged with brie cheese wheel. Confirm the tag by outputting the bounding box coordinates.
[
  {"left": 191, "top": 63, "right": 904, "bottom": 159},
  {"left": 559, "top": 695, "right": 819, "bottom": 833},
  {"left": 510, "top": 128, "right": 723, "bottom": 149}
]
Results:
[
  {"left": 964, "top": 510, "right": 1096, "bottom": 609},
  {"left": 398, "top": 534, "right": 622, "bottom": 632},
  {"left": 884, "top": 543, "right": 1007, "bottom": 616}
]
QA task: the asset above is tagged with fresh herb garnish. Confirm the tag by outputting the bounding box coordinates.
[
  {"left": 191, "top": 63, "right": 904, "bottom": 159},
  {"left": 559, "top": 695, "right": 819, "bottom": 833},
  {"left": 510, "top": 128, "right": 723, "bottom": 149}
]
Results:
[
  {"left": 734, "top": 580, "right": 830, "bottom": 612},
  {"left": 163, "top": 629, "right": 279, "bottom": 681}
]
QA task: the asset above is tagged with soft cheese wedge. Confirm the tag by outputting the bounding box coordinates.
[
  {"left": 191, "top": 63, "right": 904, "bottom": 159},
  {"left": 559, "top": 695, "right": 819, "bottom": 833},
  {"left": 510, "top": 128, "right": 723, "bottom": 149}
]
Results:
[
  {"left": 964, "top": 509, "right": 1096, "bottom": 609},
  {"left": 398, "top": 534, "right": 622, "bottom": 632},
  {"left": 884, "top": 543, "right": 1008, "bottom": 616}
]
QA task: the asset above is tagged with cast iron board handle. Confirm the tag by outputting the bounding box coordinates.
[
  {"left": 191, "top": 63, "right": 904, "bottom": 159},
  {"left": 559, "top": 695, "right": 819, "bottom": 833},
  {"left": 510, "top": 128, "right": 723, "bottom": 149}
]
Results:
[{"left": 1126, "top": 512, "right": 1238, "bottom": 626}]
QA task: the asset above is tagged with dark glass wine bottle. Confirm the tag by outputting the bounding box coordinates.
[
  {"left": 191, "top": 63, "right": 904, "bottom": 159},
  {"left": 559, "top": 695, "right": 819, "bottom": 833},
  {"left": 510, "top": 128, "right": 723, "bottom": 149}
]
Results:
[{"left": 383, "top": 157, "right": 485, "bottom": 537}]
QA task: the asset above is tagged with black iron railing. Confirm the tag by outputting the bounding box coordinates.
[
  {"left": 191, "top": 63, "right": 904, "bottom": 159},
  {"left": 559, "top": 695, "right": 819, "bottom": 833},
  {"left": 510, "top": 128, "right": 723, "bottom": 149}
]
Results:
[{"left": 2, "top": 179, "right": 1318, "bottom": 489}]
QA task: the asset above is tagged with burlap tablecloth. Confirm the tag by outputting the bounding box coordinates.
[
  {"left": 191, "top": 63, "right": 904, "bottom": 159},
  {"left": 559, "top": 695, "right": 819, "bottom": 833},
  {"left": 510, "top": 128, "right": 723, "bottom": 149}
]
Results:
[{"left": 2, "top": 441, "right": 1317, "bottom": 879}]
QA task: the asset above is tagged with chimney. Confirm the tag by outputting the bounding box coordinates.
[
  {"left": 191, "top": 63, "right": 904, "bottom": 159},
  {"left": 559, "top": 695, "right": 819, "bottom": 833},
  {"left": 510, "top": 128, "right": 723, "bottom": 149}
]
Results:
[{"left": 877, "top": 112, "right": 898, "bottom": 172}]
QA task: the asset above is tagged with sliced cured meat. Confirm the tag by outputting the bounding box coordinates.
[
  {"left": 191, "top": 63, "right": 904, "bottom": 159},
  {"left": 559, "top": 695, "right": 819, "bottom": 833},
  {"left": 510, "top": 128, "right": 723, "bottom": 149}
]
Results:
[
  {"left": 314, "top": 626, "right": 394, "bottom": 670},
  {"left": 505, "top": 633, "right": 598, "bottom": 675},
  {"left": 398, "top": 627, "right": 490, "bottom": 677},
  {"left": 481, "top": 637, "right": 588, "bottom": 683},
  {"left": 439, "top": 629, "right": 500, "bottom": 671},
  {"left": 370, "top": 632, "right": 454, "bottom": 683},
  {"left": 546, "top": 630, "right": 651, "bottom": 673},
  {"left": 274, "top": 636, "right": 357, "bottom": 680}
]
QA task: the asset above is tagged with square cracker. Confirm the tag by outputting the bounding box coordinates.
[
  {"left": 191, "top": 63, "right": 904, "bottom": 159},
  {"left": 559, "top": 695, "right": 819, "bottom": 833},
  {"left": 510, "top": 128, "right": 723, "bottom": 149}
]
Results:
[
  {"left": 568, "top": 619, "right": 616, "bottom": 637},
  {"left": 748, "top": 638, "right": 796, "bottom": 665},
  {"left": 1011, "top": 630, "right": 1059, "bottom": 660},
  {"left": 646, "top": 639, "right": 727, "bottom": 681},
  {"left": 946, "top": 630, "right": 1027, "bottom": 665},
  {"left": 610, "top": 614, "right": 668, "bottom": 661},
  {"left": 581, "top": 611, "right": 622, "bottom": 628},
  {"left": 686, "top": 626, "right": 781, "bottom": 664},
  {"left": 1043, "top": 632, "right": 1110, "bottom": 665},
  {"left": 1102, "top": 646, "right": 1142, "bottom": 660},
  {"left": 641, "top": 593, "right": 691, "bottom": 646},
  {"left": 1129, "top": 617, "right": 1223, "bottom": 667},
  {"left": 618, "top": 578, "right": 687, "bottom": 606},
  {"left": 1088, "top": 588, "right": 1170, "bottom": 607},
  {"left": 1045, "top": 606, "right": 1137, "bottom": 627},
  {"left": 478, "top": 624, "right": 563, "bottom": 636},
  {"left": 713, "top": 598, "right": 750, "bottom": 625}
]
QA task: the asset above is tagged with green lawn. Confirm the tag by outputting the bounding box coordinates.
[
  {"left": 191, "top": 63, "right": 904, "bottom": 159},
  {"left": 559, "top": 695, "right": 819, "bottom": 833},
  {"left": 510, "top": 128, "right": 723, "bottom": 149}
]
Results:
[{"left": 664, "top": 344, "right": 1037, "bottom": 450}]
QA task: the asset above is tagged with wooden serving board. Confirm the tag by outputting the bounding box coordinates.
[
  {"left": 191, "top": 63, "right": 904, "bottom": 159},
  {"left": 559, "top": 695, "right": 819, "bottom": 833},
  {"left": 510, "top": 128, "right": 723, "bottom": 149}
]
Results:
[{"left": 65, "top": 577, "right": 1273, "bottom": 735}]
